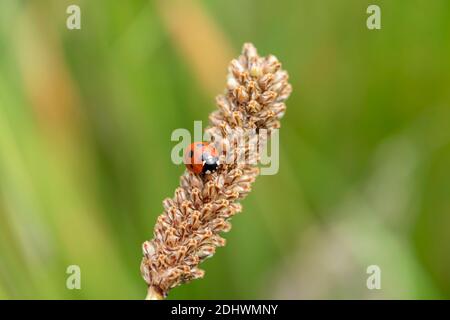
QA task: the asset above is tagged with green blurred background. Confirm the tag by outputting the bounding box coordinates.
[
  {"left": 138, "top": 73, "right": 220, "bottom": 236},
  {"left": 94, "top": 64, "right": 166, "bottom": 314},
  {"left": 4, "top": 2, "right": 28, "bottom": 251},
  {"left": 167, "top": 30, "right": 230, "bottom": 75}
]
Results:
[{"left": 0, "top": 0, "right": 449, "bottom": 299}]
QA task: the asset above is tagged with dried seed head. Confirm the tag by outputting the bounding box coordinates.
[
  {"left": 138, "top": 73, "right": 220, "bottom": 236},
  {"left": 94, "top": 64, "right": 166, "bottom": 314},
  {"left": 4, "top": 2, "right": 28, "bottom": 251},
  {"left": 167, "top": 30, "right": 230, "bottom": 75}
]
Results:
[
  {"left": 141, "top": 43, "right": 291, "bottom": 297},
  {"left": 234, "top": 85, "right": 249, "bottom": 104}
]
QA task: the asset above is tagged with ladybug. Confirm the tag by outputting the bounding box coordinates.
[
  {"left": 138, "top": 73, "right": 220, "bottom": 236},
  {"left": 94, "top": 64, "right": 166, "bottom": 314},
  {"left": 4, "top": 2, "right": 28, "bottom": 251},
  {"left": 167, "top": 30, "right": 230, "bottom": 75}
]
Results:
[{"left": 184, "top": 142, "right": 219, "bottom": 175}]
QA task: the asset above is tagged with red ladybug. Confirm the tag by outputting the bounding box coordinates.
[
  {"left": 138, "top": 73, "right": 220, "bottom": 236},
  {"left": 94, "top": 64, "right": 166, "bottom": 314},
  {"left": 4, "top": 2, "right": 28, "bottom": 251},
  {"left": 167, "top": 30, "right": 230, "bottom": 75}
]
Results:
[{"left": 184, "top": 142, "right": 219, "bottom": 174}]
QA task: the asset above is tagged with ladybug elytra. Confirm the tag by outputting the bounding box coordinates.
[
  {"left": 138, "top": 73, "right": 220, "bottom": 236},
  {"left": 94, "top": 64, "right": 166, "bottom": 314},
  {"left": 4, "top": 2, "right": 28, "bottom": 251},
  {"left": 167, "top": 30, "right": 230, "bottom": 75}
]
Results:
[{"left": 184, "top": 142, "right": 219, "bottom": 174}]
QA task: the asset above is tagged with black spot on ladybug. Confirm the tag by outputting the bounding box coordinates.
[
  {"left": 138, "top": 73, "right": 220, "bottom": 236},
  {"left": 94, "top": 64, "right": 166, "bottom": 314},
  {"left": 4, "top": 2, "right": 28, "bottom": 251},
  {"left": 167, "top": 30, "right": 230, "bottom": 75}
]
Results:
[
  {"left": 201, "top": 154, "right": 219, "bottom": 174},
  {"left": 202, "top": 161, "right": 218, "bottom": 174},
  {"left": 189, "top": 150, "right": 194, "bottom": 158}
]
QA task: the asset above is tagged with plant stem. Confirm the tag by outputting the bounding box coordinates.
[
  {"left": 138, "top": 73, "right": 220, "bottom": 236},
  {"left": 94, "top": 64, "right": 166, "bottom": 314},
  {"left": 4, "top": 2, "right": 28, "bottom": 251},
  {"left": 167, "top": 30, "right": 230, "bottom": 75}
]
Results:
[{"left": 145, "top": 286, "right": 164, "bottom": 300}]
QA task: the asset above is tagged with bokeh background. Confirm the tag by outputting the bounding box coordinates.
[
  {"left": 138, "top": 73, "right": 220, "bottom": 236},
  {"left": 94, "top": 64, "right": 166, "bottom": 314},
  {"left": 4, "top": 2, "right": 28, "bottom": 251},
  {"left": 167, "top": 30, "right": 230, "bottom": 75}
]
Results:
[{"left": 0, "top": 0, "right": 449, "bottom": 299}]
